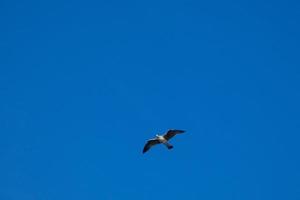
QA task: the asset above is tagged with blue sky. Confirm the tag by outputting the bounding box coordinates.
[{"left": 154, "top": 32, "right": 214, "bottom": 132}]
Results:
[{"left": 1, "top": 0, "right": 300, "bottom": 199}]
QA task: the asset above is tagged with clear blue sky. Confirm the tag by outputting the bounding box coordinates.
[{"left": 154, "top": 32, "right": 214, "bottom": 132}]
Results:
[{"left": 1, "top": 0, "right": 300, "bottom": 199}]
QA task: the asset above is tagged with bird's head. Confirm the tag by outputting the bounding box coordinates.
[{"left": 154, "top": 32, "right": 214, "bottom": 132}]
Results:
[{"left": 155, "top": 134, "right": 160, "bottom": 138}]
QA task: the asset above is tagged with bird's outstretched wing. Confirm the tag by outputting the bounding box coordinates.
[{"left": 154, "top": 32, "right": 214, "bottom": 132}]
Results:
[
  {"left": 143, "top": 139, "right": 160, "bottom": 153},
  {"left": 163, "top": 129, "right": 185, "bottom": 141}
]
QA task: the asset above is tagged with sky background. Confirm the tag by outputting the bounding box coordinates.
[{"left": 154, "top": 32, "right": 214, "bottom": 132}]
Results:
[{"left": 1, "top": 0, "right": 300, "bottom": 199}]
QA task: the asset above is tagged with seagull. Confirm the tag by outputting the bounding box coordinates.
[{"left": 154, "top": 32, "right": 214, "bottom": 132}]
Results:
[{"left": 142, "top": 129, "right": 185, "bottom": 153}]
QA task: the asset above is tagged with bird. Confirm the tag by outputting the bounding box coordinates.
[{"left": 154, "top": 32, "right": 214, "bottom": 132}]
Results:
[{"left": 142, "top": 129, "right": 185, "bottom": 153}]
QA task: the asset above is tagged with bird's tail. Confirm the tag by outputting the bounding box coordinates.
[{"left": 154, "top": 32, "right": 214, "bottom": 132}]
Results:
[{"left": 165, "top": 143, "right": 173, "bottom": 149}]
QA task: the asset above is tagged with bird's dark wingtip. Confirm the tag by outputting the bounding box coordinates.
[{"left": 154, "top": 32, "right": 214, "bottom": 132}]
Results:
[
  {"left": 142, "top": 148, "right": 148, "bottom": 154},
  {"left": 169, "top": 129, "right": 185, "bottom": 133}
]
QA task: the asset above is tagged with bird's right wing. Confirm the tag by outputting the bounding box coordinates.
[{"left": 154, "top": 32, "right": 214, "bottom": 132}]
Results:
[
  {"left": 163, "top": 129, "right": 185, "bottom": 140},
  {"left": 143, "top": 139, "right": 160, "bottom": 153}
]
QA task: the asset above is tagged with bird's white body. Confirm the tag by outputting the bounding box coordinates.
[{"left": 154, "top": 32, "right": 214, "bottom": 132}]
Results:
[
  {"left": 156, "top": 134, "right": 173, "bottom": 149},
  {"left": 156, "top": 135, "right": 167, "bottom": 143}
]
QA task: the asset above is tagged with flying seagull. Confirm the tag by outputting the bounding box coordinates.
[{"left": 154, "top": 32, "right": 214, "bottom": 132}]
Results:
[{"left": 142, "top": 129, "right": 185, "bottom": 153}]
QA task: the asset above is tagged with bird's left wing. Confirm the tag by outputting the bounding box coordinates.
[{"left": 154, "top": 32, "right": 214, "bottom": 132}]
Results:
[
  {"left": 143, "top": 139, "right": 160, "bottom": 153},
  {"left": 163, "top": 129, "right": 185, "bottom": 141}
]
